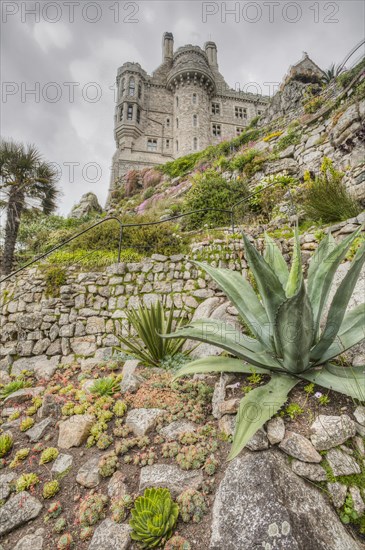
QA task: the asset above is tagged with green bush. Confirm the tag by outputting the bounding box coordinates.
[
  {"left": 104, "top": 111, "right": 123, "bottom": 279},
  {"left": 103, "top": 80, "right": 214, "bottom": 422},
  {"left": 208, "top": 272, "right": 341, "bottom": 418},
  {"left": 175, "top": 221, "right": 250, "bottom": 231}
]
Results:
[
  {"left": 183, "top": 170, "right": 249, "bottom": 230},
  {"left": 90, "top": 377, "right": 120, "bottom": 396},
  {"left": 0, "top": 379, "right": 28, "bottom": 399},
  {"left": 275, "top": 130, "right": 301, "bottom": 152},
  {"left": 303, "top": 158, "right": 361, "bottom": 223},
  {"left": 0, "top": 433, "right": 13, "bottom": 457},
  {"left": 229, "top": 149, "right": 261, "bottom": 175},
  {"left": 158, "top": 153, "right": 203, "bottom": 179},
  {"left": 337, "top": 58, "right": 365, "bottom": 89},
  {"left": 41, "top": 266, "right": 67, "bottom": 296}
]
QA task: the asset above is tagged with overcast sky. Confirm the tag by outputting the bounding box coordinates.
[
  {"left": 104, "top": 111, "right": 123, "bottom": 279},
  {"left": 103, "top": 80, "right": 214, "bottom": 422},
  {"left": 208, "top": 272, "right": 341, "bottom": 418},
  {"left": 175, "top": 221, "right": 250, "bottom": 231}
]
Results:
[{"left": 1, "top": 0, "right": 364, "bottom": 215}]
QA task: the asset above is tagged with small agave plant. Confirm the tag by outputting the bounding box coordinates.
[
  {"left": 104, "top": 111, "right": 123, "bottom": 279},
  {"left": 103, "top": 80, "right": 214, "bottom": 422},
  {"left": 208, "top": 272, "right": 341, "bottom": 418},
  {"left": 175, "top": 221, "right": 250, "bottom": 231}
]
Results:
[
  {"left": 129, "top": 487, "right": 179, "bottom": 548},
  {"left": 166, "top": 228, "right": 365, "bottom": 460}
]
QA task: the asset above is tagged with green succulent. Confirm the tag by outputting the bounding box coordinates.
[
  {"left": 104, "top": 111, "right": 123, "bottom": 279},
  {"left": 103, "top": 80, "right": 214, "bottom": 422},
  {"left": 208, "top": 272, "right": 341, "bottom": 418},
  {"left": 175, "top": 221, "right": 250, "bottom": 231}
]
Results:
[
  {"left": 90, "top": 377, "right": 120, "bottom": 396},
  {"left": 165, "top": 535, "right": 191, "bottom": 550},
  {"left": 177, "top": 489, "right": 207, "bottom": 523},
  {"left": 0, "top": 433, "right": 13, "bottom": 457},
  {"left": 9, "top": 448, "right": 30, "bottom": 468},
  {"left": 43, "top": 480, "right": 60, "bottom": 499},
  {"left": 40, "top": 447, "right": 59, "bottom": 465},
  {"left": 0, "top": 379, "right": 28, "bottom": 399},
  {"left": 130, "top": 487, "right": 179, "bottom": 548},
  {"left": 16, "top": 472, "right": 40, "bottom": 492},
  {"left": 20, "top": 417, "right": 35, "bottom": 432},
  {"left": 166, "top": 228, "right": 365, "bottom": 459},
  {"left": 113, "top": 400, "right": 127, "bottom": 417}
]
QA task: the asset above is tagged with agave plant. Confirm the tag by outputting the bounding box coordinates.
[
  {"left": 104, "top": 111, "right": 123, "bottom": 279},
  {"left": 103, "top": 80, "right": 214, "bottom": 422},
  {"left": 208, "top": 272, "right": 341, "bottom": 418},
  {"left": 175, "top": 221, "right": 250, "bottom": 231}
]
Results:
[
  {"left": 129, "top": 487, "right": 179, "bottom": 548},
  {"left": 118, "top": 300, "right": 188, "bottom": 368},
  {"left": 165, "top": 228, "right": 365, "bottom": 460}
]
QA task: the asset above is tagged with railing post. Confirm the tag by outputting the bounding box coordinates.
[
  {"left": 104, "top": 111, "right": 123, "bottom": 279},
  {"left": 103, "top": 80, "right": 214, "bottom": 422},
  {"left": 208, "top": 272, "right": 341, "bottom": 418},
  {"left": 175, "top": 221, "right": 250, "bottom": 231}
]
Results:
[{"left": 117, "top": 223, "right": 123, "bottom": 263}]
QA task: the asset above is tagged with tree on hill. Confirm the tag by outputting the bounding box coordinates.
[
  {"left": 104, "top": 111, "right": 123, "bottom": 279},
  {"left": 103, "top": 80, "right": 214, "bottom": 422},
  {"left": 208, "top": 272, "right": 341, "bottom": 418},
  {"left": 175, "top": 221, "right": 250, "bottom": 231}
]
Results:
[{"left": 0, "top": 140, "right": 59, "bottom": 275}]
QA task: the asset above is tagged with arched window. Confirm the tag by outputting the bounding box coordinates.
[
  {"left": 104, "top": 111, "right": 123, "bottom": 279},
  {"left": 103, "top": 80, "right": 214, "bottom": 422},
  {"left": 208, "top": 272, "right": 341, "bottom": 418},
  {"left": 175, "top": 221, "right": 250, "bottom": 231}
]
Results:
[
  {"left": 119, "top": 105, "right": 123, "bottom": 121},
  {"left": 136, "top": 107, "right": 141, "bottom": 124},
  {"left": 176, "top": 140, "right": 179, "bottom": 152},
  {"left": 120, "top": 78, "right": 125, "bottom": 97},
  {"left": 193, "top": 114, "right": 198, "bottom": 127},
  {"left": 176, "top": 96, "right": 179, "bottom": 107},
  {"left": 129, "top": 77, "right": 135, "bottom": 96},
  {"left": 192, "top": 93, "right": 197, "bottom": 104},
  {"left": 166, "top": 118, "right": 170, "bottom": 127},
  {"left": 127, "top": 104, "right": 133, "bottom": 120},
  {"left": 138, "top": 83, "right": 142, "bottom": 99},
  {"left": 193, "top": 137, "right": 198, "bottom": 150}
]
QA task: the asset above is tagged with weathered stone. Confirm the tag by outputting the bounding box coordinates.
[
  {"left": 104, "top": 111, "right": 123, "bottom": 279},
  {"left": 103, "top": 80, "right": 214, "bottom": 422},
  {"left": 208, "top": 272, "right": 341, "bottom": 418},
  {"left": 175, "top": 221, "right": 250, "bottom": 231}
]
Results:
[
  {"left": 108, "top": 471, "right": 127, "bottom": 499},
  {"left": 349, "top": 486, "right": 365, "bottom": 515},
  {"left": 38, "top": 393, "right": 62, "bottom": 418},
  {"left": 353, "top": 436, "right": 365, "bottom": 456},
  {"left": 34, "top": 360, "right": 59, "bottom": 381},
  {"left": 267, "top": 417, "right": 285, "bottom": 445},
  {"left": 0, "top": 491, "right": 42, "bottom": 536},
  {"left": 88, "top": 518, "right": 131, "bottom": 550},
  {"left": 139, "top": 464, "right": 203, "bottom": 497},
  {"left": 69, "top": 192, "right": 102, "bottom": 219},
  {"left": 327, "top": 482, "right": 348, "bottom": 508},
  {"left": 70, "top": 336, "right": 96, "bottom": 357},
  {"left": 120, "top": 360, "right": 143, "bottom": 393},
  {"left": 218, "top": 414, "right": 236, "bottom": 436},
  {"left": 219, "top": 398, "right": 240, "bottom": 415},
  {"left": 209, "top": 450, "right": 362, "bottom": 550},
  {"left": 279, "top": 431, "right": 322, "bottom": 463},
  {"left": 326, "top": 448, "right": 361, "bottom": 476},
  {"left": 354, "top": 406, "right": 365, "bottom": 426},
  {"left": 0, "top": 472, "right": 15, "bottom": 500},
  {"left": 58, "top": 414, "right": 94, "bottom": 449},
  {"left": 212, "top": 373, "right": 233, "bottom": 419},
  {"left": 13, "top": 529, "right": 45, "bottom": 550},
  {"left": 76, "top": 456, "right": 101, "bottom": 488},
  {"left": 160, "top": 420, "right": 197, "bottom": 441},
  {"left": 125, "top": 408, "right": 165, "bottom": 436},
  {"left": 291, "top": 460, "right": 327, "bottom": 481},
  {"left": 4, "top": 386, "right": 44, "bottom": 405},
  {"left": 310, "top": 415, "right": 356, "bottom": 450},
  {"left": 25, "top": 417, "right": 53, "bottom": 442},
  {"left": 246, "top": 428, "right": 269, "bottom": 451},
  {"left": 51, "top": 453, "right": 73, "bottom": 477}
]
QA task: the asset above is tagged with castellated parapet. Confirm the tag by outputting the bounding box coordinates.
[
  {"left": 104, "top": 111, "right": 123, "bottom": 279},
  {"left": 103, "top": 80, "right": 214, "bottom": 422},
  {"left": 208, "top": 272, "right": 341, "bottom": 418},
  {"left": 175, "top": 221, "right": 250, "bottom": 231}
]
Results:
[{"left": 108, "top": 32, "right": 269, "bottom": 202}]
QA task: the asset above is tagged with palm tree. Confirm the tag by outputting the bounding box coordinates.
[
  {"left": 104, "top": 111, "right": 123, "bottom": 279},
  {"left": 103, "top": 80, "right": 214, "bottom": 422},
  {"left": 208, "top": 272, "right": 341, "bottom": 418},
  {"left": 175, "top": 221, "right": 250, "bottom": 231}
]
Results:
[
  {"left": 322, "top": 63, "right": 342, "bottom": 84},
  {"left": 0, "top": 140, "right": 59, "bottom": 275}
]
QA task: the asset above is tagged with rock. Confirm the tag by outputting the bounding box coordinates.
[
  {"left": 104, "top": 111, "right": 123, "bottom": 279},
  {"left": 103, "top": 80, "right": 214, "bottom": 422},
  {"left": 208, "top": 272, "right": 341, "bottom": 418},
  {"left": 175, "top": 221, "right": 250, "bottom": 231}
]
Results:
[
  {"left": 58, "top": 414, "right": 94, "bottom": 449},
  {"left": 125, "top": 408, "right": 165, "bottom": 436},
  {"left": 160, "top": 420, "right": 197, "bottom": 442},
  {"left": 219, "top": 398, "right": 240, "bottom": 415},
  {"left": 349, "top": 486, "right": 365, "bottom": 515},
  {"left": 25, "top": 417, "right": 53, "bottom": 442},
  {"left": 0, "top": 472, "right": 15, "bottom": 500},
  {"left": 355, "top": 422, "right": 365, "bottom": 437},
  {"left": 0, "top": 492, "right": 42, "bottom": 536},
  {"left": 13, "top": 529, "right": 44, "bottom": 550},
  {"left": 182, "top": 297, "right": 223, "bottom": 353},
  {"left": 38, "top": 393, "right": 62, "bottom": 418},
  {"left": 218, "top": 415, "right": 236, "bottom": 437},
  {"left": 69, "top": 192, "right": 102, "bottom": 219},
  {"left": 267, "top": 417, "right": 285, "bottom": 445},
  {"left": 209, "top": 449, "right": 362, "bottom": 550},
  {"left": 279, "top": 431, "right": 322, "bottom": 463},
  {"left": 212, "top": 373, "right": 234, "bottom": 419},
  {"left": 291, "top": 460, "right": 327, "bottom": 481},
  {"left": 246, "top": 428, "right": 269, "bottom": 451},
  {"left": 76, "top": 456, "right": 101, "bottom": 488},
  {"left": 34, "top": 360, "right": 58, "bottom": 381},
  {"left": 354, "top": 406, "right": 365, "bottom": 426},
  {"left": 11, "top": 355, "right": 58, "bottom": 377},
  {"left": 327, "top": 482, "right": 348, "bottom": 508},
  {"left": 70, "top": 336, "right": 96, "bottom": 357},
  {"left": 51, "top": 453, "right": 73, "bottom": 477},
  {"left": 353, "top": 436, "right": 365, "bottom": 456},
  {"left": 310, "top": 415, "right": 356, "bottom": 450},
  {"left": 4, "top": 386, "right": 44, "bottom": 405},
  {"left": 120, "top": 360, "right": 143, "bottom": 393},
  {"left": 139, "top": 464, "right": 203, "bottom": 497},
  {"left": 108, "top": 471, "right": 127, "bottom": 499},
  {"left": 88, "top": 518, "right": 131, "bottom": 550},
  {"left": 326, "top": 448, "right": 361, "bottom": 476}
]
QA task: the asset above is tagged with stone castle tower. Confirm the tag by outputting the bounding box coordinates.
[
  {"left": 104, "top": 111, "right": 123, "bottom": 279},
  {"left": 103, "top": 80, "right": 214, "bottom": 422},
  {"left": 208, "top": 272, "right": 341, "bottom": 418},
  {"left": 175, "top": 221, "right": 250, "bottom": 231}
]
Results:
[{"left": 108, "top": 32, "right": 269, "bottom": 199}]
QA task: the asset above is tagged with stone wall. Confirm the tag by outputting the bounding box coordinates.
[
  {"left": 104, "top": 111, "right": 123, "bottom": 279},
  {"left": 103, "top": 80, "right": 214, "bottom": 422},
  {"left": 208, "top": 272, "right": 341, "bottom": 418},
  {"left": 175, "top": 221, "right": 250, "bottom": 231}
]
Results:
[{"left": 1, "top": 215, "right": 364, "bottom": 376}]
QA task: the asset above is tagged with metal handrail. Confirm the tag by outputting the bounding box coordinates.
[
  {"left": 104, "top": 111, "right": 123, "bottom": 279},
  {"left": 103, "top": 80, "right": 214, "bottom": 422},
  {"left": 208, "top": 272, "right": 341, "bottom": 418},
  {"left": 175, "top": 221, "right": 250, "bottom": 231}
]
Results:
[{"left": 0, "top": 179, "right": 286, "bottom": 284}]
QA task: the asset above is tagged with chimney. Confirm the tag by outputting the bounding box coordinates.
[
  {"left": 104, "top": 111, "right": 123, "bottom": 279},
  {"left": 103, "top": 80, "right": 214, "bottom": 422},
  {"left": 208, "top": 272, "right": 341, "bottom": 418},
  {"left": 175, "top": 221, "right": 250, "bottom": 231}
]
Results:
[
  {"left": 205, "top": 41, "right": 218, "bottom": 68},
  {"left": 162, "top": 32, "right": 174, "bottom": 61}
]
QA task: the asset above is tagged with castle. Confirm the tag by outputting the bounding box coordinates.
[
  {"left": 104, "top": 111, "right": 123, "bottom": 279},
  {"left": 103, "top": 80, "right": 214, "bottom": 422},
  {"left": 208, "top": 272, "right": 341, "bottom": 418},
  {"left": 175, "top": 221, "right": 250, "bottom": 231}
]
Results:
[{"left": 109, "top": 33, "right": 324, "bottom": 199}]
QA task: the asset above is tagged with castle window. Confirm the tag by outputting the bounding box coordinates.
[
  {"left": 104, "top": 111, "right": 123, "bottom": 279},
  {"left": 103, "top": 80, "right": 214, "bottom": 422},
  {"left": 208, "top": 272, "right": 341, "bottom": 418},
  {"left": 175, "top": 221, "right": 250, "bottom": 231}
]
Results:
[
  {"left": 176, "top": 97, "right": 179, "bottom": 107},
  {"left": 127, "top": 104, "right": 133, "bottom": 120},
  {"left": 147, "top": 139, "right": 157, "bottom": 152},
  {"left": 136, "top": 107, "right": 141, "bottom": 124},
  {"left": 166, "top": 139, "right": 170, "bottom": 148},
  {"left": 235, "top": 106, "right": 247, "bottom": 119},
  {"left": 212, "top": 103, "right": 220, "bottom": 115},
  {"left": 193, "top": 114, "right": 198, "bottom": 127},
  {"left": 166, "top": 118, "right": 170, "bottom": 127},
  {"left": 119, "top": 105, "right": 124, "bottom": 121},
  {"left": 193, "top": 137, "right": 198, "bottom": 150},
  {"left": 212, "top": 124, "right": 221, "bottom": 137},
  {"left": 258, "top": 110, "right": 262, "bottom": 115},
  {"left": 138, "top": 83, "right": 142, "bottom": 99},
  {"left": 236, "top": 127, "right": 243, "bottom": 136},
  {"left": 176, "top": 118, "right": 179, "bottom": 129},
  {"left": 192, "top": 93, "right": 197, "bottom": 104},
  {"left": 176, "top": 140, "right": 179, "bottom": 152},
  {"left": 129, "top": 77, "right": 135, "bottom": 96},
  {"left": 120, "top": 78, "right": 125, "bottom": 97}
]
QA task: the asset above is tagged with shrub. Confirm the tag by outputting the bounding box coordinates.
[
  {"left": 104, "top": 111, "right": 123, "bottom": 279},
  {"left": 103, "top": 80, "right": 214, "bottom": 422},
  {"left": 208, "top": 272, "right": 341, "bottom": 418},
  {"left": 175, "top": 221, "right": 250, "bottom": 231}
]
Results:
[
  {"left": 130, "top": 487, "right": 179, "bottom": 548},
  {"left": 40, "top": 447, "right": 59, "bottom": 465},
  {"left": 183, "top": 170, "right": 249, "bottom": 230},
  {"left": 46, "top": 248, "right": 142, "bottom": 268},
  {"left": 0, "top": 433, "right": 13, "bottom": 457},
  {"left": 303, "top": 158, "right": 361, "bottom": 223},
  {"left": 275, "top": 130, "right": 301, "bottom": 152},
  {"left": 90, "top": 377, "right": 120, "bottom": 396},
  {"left": 168, "top": 227, "right": 365, "bottom": 460},
  {"left": 16, "top": 472, "right": 40, "bottom": 492},
  {"left": 158, "top": 152, "right": 202, "bottom": 179},
  {"left": 229, "top": 149, "right": 259, "bottom": 173},
  {"left": 303, "top": 96, "right": 324, "bottom": 114},
  {"left": 43, "top": 480, "right": 60, "bottom": 499},
  {"left": 41, "top": 266, "right": 67, "bottom": 297},
  {"left": 263, "top": 131, "right": 283, "bottom": 142},
  {"left": 337, "top": 58, "right": 365, "bottom": 89},
  {"left": 118, "top": 300, "right": 188, "bottom": 368}
]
